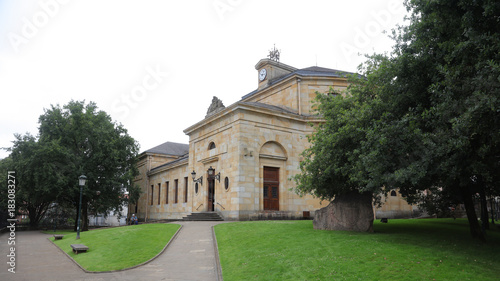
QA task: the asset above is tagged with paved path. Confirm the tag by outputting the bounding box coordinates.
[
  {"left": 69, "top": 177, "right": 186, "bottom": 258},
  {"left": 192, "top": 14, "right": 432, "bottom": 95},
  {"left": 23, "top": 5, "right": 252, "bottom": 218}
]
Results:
[{"left": 0, "top": 221, "right": 225, "bottom": 281}]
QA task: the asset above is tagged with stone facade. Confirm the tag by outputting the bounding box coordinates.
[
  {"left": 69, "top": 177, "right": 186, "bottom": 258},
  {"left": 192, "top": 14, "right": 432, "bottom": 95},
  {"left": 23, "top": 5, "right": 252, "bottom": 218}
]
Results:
[
  {"left": 132, "top": 58, "right": 415, "bottom": 221},
  {"left": 375, "top": 190, "right": 419, "bottom": 219}
]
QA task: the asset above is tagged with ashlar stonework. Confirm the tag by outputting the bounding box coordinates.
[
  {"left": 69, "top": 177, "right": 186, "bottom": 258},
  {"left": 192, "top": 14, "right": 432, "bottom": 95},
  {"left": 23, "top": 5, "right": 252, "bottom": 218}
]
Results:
[{"left": 131, "top": 58, "right": 417, "bottom": 222}]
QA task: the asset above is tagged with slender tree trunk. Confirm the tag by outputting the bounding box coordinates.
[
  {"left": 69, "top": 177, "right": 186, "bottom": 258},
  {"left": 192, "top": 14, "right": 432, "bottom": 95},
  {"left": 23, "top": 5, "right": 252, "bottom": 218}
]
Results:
[
  {"left": 479, "top": 183, "right": 489, "bottom": 230},
  {"left": 491, "top": 198, "right": 496, "bottom": 225},
  {"left": 73, "top": 207, "right": 78, "bottom": 232},
  {"left": 28, "top": 206, "right": 38, "bottom": 228},
  {"left": 82, "top": 200, "right": 89, "bottom": 231},
  {"left": 460, "top": 185, "right": 486, "bottom": 242}
]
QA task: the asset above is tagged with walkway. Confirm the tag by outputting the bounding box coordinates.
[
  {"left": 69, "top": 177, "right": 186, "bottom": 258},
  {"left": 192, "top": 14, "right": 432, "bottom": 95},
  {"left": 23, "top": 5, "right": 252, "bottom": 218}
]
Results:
[{"left": 0, "top": 221, "right": 225, "bottom": 281}]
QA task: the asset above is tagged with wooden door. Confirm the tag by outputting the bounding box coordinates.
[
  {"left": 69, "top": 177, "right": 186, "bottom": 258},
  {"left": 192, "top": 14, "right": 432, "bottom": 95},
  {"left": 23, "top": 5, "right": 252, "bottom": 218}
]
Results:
[
  {"left": 263, "top": 167, "right": 279, "bottom": 211},
  {"left": 208, "top": 178, "right": 215, "bottom": 212}
]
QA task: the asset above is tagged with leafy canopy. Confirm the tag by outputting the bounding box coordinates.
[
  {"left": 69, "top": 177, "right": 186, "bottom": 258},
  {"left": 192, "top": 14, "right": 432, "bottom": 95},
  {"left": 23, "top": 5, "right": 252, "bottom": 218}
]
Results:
[
  {"left": 294, "top": 0, "right": 500, "bottom": 238},
  {"left": 2, "top": 100, "right": 141, "bottom": 227}
]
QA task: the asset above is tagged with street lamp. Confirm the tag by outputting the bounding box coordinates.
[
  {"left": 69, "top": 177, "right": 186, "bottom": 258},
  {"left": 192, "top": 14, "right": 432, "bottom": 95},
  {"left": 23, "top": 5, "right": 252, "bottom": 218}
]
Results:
[
  {"left": 76, "top": 175, "right": 87, "bottom": 240},
  {"left": 191, "top": 170, "right": 203, "bottom": 185},
  {"left": 207, "top": 166, "right": 221, "bottom": 182}
]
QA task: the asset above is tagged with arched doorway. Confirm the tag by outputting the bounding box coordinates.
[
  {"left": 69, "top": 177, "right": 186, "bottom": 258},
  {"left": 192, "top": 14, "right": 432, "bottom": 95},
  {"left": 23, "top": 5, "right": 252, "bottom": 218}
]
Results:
[{"left": 259, "top": 141, "right": 287, "bottom": 211}]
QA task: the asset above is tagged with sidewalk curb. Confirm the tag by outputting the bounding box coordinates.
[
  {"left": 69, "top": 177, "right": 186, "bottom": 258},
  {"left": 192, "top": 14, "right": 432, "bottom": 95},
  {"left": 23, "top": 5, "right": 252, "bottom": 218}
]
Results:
[
  {"left": 48, "top": 223, "right": 183, "bottom": 273},
  {"left": 212, "top": 225, "right": 223, "bottom": 281}
]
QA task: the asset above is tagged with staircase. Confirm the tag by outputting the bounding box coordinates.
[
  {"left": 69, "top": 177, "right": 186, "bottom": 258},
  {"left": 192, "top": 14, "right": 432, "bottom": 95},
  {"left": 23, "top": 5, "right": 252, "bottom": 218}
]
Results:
[{"left": 183, "top": 212, "right": 224, "bottom": 221}]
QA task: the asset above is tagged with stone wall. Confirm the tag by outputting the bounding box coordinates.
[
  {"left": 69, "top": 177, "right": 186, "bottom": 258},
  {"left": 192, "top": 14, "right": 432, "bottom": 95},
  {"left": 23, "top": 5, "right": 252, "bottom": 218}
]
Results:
[
  {"left": 375, "top": 190, "right": 416, "bottom": 219},
  {"left": 133, "top": 60, "right": 413, "bottom": 222}
]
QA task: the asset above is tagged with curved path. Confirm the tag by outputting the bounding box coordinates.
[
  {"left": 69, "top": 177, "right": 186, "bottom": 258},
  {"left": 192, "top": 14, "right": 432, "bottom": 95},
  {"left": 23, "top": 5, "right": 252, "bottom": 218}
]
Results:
[{"left": 0, "top": 221, "right": 225, "bottom": 281}]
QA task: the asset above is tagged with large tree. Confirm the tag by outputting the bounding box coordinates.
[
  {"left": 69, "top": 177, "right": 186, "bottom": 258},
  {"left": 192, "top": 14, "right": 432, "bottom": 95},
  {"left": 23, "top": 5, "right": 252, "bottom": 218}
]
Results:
[
  {"left": 8, "top": 134, "right": 73, "bottom": 227},
  {"left": 295, "top": 0, "right": 500, "bottom": 239},
  {"left": 4, "top": 100, "right": 140, "bottom": 230},
  {"left": 37, "top": 100, "right": 140, "bottom": 231},
  {"left": 0, "top": 157, "right": 15, "bottom": 228}
]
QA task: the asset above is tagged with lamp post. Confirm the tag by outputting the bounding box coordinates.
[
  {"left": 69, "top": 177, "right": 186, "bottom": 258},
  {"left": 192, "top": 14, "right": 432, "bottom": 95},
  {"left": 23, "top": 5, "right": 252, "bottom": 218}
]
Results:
[
  {"left": 191, "top": 170, "right": 203, "bottom": 185},
  {"left": 207, "top": 166, "right": 221, "bottom": 182},
  {"left": 76, "top": 175, "right": 87, "bottom": 240}
]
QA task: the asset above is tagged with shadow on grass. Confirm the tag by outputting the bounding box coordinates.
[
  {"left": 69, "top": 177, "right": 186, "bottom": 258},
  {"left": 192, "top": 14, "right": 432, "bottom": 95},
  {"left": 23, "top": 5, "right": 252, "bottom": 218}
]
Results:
[
  {"left": 216, "top": 219, "right": 500, "bottom": 281},
  {"left": 368, "top": 218, "right": 500, "bottom": 261},
  {"left": 373, "top": 218, "right": 500, "bottom": 239}
]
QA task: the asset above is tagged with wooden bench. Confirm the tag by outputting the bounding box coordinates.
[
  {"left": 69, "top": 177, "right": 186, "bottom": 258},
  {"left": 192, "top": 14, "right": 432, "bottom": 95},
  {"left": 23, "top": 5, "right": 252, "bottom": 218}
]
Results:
[
  {"left": 70, "top": 244, "right": 89, "bottom": 254},
  {"left": 54, "top": 235, "right": 64, "bottom": 240}
]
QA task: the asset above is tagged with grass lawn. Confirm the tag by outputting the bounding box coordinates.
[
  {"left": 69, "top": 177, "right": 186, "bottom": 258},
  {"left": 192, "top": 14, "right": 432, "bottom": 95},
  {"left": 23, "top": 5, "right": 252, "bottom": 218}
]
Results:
[
  {"left": 214, "top": 219, "right": 500, "bottom": 280},
  {"left": 50, "top": 223, "right": 180, "bottom": 271}
]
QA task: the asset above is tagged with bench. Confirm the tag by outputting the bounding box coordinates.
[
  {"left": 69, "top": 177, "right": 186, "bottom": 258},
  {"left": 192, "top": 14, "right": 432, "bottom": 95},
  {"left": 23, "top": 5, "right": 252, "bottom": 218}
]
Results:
[
  {"left": 70, "top": 244, "right": 89, "bottom": 254},
  {"left": 54, "top": 235, "right": 64, "bottom": 240},
  {"left": 380, "top": 218, "right": 388, "bottom": 223}
]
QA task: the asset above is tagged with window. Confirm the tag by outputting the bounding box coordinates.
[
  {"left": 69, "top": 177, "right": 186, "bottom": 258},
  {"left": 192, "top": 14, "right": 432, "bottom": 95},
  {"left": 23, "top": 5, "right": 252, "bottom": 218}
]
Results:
[
  {"left": 224, "top": 177, "right": 229, "bottom": 191},
  {"left": 184, "top": 177, "right": 188, "bottom": 203},
  {"left": 150, "top": 185, "right": 154, "bottom": 205},
  {"left": 195, "top": 183, "right": 199, "bottom": 194},
  {"left": 390, "top": 190, "right": 397, "bottom": 197},
  {"left": 158, "top": 183, "right": 161, "bottom": 205},
  {"left": 165, "top": 181, "right": 169, "bottom": 204},
  {"left": 174, "top": 179, "right": 178, "bottom": 204},
  {"left": 208, "top": 142, "right": 216, "bottom": 150}
]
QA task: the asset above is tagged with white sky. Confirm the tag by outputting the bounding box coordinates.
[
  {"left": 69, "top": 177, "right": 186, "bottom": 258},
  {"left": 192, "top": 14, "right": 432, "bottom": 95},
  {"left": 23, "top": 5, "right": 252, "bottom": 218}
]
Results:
[{"left": 0, "top": 0, "right": 408, "bottom": 159}]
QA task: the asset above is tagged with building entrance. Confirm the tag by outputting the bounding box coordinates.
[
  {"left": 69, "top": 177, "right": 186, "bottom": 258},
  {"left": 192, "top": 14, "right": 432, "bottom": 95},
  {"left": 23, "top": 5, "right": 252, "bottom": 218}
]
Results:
[{"left": 263, "top": 167, "right": 279, "bottom": 210}]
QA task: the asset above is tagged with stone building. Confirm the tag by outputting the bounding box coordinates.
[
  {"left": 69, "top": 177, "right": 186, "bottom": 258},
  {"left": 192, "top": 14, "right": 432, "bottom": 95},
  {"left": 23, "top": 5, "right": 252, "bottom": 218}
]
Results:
[{"left": 131, "top": 58, "right": 414, "bottom": 221}]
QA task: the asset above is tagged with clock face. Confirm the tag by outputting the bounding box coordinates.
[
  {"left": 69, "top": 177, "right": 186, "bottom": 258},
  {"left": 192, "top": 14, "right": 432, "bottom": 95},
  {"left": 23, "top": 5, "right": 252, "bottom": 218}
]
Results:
[{"left": 259, "top": 68, "right": 267, "bottom": 81}]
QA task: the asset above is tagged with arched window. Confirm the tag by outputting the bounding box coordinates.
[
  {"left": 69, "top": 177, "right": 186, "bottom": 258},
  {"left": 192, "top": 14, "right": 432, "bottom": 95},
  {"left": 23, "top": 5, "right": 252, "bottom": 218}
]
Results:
[
  {"left": 208, "top": 142, "right": 216, "bottom": 150},
  {"left": 390, "top": 190, "right": 397, "bottom": 197}
]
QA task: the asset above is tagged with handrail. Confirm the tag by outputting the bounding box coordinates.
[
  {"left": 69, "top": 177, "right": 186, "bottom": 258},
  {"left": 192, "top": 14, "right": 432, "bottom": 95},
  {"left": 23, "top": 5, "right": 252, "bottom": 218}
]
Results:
[
  {"left": 196, "top": 203, "right": 203, "bottom": 210},
  {"left": 217, "top": 202, "right": 225, "bottom": 210}
]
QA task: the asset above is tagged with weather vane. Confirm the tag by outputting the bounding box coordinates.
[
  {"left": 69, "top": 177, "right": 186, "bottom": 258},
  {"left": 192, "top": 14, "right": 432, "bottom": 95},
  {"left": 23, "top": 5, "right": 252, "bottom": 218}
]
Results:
[{"left": 268, "top": 44, "right": 280, "bottom": 62}]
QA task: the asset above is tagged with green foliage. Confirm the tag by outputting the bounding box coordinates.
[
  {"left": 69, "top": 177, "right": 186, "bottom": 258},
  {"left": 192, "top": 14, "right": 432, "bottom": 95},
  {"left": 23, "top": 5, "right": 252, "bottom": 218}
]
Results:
[
  {"left": 294, "top": 89, "right": 372, "bottom": 201},
  {"left": 0, "top": 157, "right": 14, "bottom": 219},
  {"left": 5, "top": 100, "right": 140, "bottom": 227},
  {"left": 8, "top": 133, "right": 73, "bottom": 226},
  {"left": 215, "top": 220, "right": 500, "bottom": 281},
  {"left": 38, "top": 100, "right": 140, "bottom": 214},
  {"left": 50, "top": 223, "right": 180, "bottom": 271},
  {"left": 294, "top": 0, "right": 499, "bottom": 239}
]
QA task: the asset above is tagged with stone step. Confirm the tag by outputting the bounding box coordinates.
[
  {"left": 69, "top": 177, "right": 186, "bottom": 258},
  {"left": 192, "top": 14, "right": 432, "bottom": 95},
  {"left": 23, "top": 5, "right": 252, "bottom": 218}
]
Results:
[
  {"left": 187, "top": 212, "right": 221, "bottom": 216},
  {"left": 182, "top": 212, "right": 224, "bottom": 221}
]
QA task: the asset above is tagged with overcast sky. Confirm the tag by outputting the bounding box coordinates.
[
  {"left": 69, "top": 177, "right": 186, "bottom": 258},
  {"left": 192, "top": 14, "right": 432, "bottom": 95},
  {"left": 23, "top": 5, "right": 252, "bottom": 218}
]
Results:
[{"left": 0, "top": 0, "right": 408, "bottom": 159}]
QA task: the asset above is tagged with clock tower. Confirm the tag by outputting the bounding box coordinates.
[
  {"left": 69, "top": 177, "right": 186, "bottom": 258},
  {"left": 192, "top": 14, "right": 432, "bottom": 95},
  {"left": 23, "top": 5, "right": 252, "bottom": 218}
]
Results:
[{"left": 255, "top": 59, "right": 297, "bottom": 90}]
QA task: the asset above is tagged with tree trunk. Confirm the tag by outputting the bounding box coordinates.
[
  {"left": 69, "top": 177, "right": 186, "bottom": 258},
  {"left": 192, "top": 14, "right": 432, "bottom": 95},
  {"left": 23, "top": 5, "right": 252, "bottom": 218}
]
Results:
[
  {"left": 73, "top": 207, "right": 78, "bottom": 232},
  {"left": 28, "top": 203, "right": 50, "bottom": 228},
  {"left": 314, "top": 191, "right": 374, "bottom": 232},
  {"left": 28, "top": 206, "right": 38, "bottom": 228},
  {"left": 491, "top": 198, "right": 496, "bottom": 225},
  {"left": 479, "top": 183, "right": 489, "bottom": 230},
  {"left": 82, "top": 199, "right": 89, "bottom": 231},
  {"left": 460, "top": 185, "right": 486, "bottom": 242}
]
